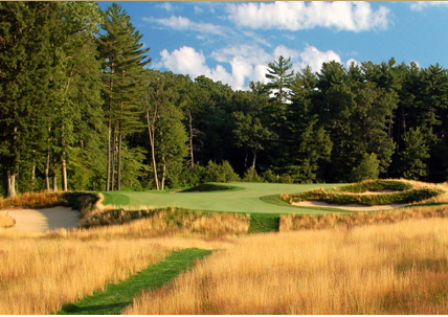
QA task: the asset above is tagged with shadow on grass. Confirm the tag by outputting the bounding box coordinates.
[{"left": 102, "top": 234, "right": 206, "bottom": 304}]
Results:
[{"left": 57, "top": 248, "right": 212, "bottom": 315}]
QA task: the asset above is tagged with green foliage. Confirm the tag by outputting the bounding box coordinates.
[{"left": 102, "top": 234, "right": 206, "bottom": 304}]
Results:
[
  {"left": 243, "top": 167, "right": 264, "bottom": 183},
  {"left": 351, "top": 153, "right": 380, "bottom": 182},
  {"left": 399, "top": 127, "right": 430, "bottom": 180},
  {"left": 203, "top": 161, "right": 240, "bottom": 183},
  {"left": 262, "top": 169, "right": 278, "bottom": 183},
  {"left": 279, "top": 174, "right": 294, "bottom": 184}
]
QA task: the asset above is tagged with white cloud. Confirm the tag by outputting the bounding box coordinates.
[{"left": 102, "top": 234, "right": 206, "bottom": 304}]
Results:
[
  {"left": 346, "top": 58, "right": 361, "bottom": 69},
  {"left": 227, "top": 1, "right": 390, "bottom": 32},
  {"left": 298, "top": 45, "right": 341, "bottom": 72},
  {"left": 193, "top": 5, "right": 203, "bottom": 14},
  {"left": 156, "top": 2, "right": 176, "bottom": 12},
  {"left": 410, "top": 1, "right": 448, "bottom": 11},
  {"left": 158, "top": 44, "right": 350, "bottom": 91},
  {"left": 146, "top": 15, "right": 226, "bottom": 36}
]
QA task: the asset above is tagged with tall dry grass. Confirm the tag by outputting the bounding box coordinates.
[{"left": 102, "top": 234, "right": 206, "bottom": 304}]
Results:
[
  {"left": 125, "top": 217, "right": 448, "bottom": 314},
  {"left": 0, "top": 219, "right": 236, "bottom": 315},
  {"left": 79, "top": 206, "right": 250, "bottom": 236},
  {"left": 0, "top": 213, "right": 15, "bottom": 228},
  {"left": 280, "top": 205, "right": 448, "bottom": 231}
]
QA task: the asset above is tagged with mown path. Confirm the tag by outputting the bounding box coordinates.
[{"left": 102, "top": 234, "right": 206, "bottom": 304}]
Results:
[{"left": 57, "top": 248, "right": 212, "bottom": 315}]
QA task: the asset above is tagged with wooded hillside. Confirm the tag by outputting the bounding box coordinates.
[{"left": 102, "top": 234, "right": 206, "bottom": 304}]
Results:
[{"left": 2, "top": 2, "right": 448, "bottom": 197}]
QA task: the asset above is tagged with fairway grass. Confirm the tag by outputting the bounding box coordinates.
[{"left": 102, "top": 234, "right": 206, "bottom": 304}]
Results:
[
  {"left": 57, "top": 249, "right": 211, "bottom": 315},
  {"left": 100, "top": 182, "right": 343, "bottom": 214}
]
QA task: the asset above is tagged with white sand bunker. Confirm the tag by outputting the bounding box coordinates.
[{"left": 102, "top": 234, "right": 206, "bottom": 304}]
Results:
[
  {"left": 0, "top": 207, "right": 79, "bottom": 232},
  {"left": 292, "top": 201, "right": 407, "bottom": 211}
]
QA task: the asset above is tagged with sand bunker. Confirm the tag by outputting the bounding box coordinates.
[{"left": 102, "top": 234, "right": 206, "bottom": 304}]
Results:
[
  {"left": 0, "top": 207, "right": 79, "bottom": 232},
  {"left": 292, "top": 201, "right": 407, "bottom": 211}
]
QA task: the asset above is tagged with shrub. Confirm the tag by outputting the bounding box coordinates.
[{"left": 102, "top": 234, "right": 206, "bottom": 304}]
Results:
[
  {"left": 262, "top": 169, "right": 278, "bottom": 183},
  {"left": 351, "top": 153, "right": 380, "bottom": 182},
  {"left": 243, "top": 166, "right": 264, "bottom": 182},
  {"left": 203, "top": 161, "right": 240, "bottom": 183}
]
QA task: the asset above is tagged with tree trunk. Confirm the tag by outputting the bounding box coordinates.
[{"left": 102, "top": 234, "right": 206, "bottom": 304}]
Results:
[
  {"left": 45, "top": 126, "right": 51, "bottom": 191},
  {"left": 106, "top": 62, "right": 114, "bottom": 192},
  {"left": 161, "top": 156, "right": 166, "bottom": 191},
  {"left": 111, "top": 124, "right": 117, "bottom": 191},
  {"left": 252, "top": 150, "right": 257, "bottom": 168},
  {"left": 31, "top": 162, "right": 36, "bottom": 187},
  {"left": 106, "top": 118, "right": 111, "bottom": 191},
  {"left": 61, "top": 150, "right": 68, "bottom": 191},
  {"left": 4, "top": 169, "right": 16, "bottom": 198},
  {"left": 146, "top": 109, "right": 159, "bottom": 190},
  {"left": 117, "top": 131, "right": 122, "bottom": 191},
  {"left": 188, "top": 110, "right": 194, "bottom": 167},
  {"left": 53, "top": 172, "right": 58, "bottom": 192}
]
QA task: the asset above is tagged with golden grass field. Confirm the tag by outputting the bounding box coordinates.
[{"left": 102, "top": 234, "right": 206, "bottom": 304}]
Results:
[
  {"left": 125, "top": 216, "right": 448, "bottom": 315},
  {"left": 0, "top": 222, "right": 236, "bottom": 315},
  {"left": 0, "top": 213, "right": 15, "bottom": 228},
  {"left": 3, "top": 183, "right": 448, "bottom": 315}
]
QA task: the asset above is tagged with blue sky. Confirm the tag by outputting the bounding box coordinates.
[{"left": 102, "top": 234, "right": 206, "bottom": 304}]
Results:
[{"left": 97, "top": 1, "right": 448, "bottom": 90}]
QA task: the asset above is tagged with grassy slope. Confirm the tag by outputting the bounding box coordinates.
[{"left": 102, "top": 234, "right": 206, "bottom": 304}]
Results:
[
  {"left": 101, "top": 182, "right": 343, "bottom": 215},
  {"left": 57, "top": 248, "right": 212, "bottom": 315}
]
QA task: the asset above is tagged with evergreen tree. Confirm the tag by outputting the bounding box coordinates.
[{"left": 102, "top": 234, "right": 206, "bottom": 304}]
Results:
[{"left": 99, "top": 3, "right": 150, "bottom": 191}]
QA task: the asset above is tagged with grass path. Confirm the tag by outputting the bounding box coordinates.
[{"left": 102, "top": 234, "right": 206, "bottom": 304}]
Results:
[
  {"left": 101, "top": 182, "right": 344, "bottom": 214},
  {"left": 57, "top": 248, "right": 212, "bottom": 315}
]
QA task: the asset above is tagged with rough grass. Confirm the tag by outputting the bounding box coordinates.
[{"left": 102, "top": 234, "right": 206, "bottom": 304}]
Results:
[
  {"left": 281, "top": 179, "right": 444, "bottom": 206},
  {"left": 79, "top": 207, "right": 250, "bottom": 236},
  {"left": 124, "top": 217, "right": 448, "bottom": 314},
  {"left": 0, "top": 191, "right": 98, "bottom": 211},
  {"left": 279, "top": 205, "right": 448, "bottom": 231},
  {"left": 335, "top": 179, "right": 413, "bottom": 193},
  {"left": 0, "top": 213, "right": 15, "bottom": 228},
  {"left": 0, "top": 220, "right": 235, "bottom": 315}
]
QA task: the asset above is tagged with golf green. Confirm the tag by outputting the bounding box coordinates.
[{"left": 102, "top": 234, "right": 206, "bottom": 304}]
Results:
[{"left": 101, "top": 182, "right": 345, "bottom": 214}]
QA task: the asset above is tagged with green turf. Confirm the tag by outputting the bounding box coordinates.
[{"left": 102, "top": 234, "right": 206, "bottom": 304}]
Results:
[
  {"left": 100, "top": 182, "right": 346, "bottom": 215},
  {"left": 57, "top": 248, "right": 212, "bottom": 315},
  {"left": 248, "top": 214, "right": 280, "bottom": 233}
]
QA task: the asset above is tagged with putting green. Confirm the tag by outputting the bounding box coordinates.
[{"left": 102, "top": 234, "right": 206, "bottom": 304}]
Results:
[{"left": 101, "top": 182, "right": 347, "bottom": 214}]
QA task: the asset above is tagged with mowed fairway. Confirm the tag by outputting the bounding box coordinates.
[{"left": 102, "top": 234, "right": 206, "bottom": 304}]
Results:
[{"left": 101, "top": 182, "right": 344, "bottom": 214}]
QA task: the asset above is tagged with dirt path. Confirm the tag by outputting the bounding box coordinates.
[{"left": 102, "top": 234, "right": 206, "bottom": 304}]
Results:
[
  {"left": 0, "top": 207, "right": 79, "bottom": 232},
  {"left": 292, "top": 201, "right": 407, "bottom": 211}
]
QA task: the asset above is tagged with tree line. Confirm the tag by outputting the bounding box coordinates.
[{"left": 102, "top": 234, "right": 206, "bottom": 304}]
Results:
[{"left": 1, "top": 2, "right": 448, "bottom": 197}]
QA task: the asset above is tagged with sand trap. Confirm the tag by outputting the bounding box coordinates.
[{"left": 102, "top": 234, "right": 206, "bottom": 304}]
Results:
[
  {"left": 0, "top": 207, "right": 79, "bottom": 232},
  {"left": 292, "top": 201, "right": 407, "bottom": 211}
]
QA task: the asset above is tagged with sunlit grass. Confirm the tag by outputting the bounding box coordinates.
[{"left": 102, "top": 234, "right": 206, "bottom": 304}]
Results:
[
  {"left": 0, "top": 220, "right": 236, "bottom": 315},
  {"left": 125, "top": 217, "right": 448, "bottom": 314}
]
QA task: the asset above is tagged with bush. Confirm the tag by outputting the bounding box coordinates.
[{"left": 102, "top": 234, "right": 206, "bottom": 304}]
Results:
[
  {"left": 262, "top": 169, "right": 278, "bottom": 183},
  {"left": 351, "top": 153, "right": 380, "bottom": 182},
  {"left": 204, "top": 161, "right": 240, "bottom": 183},
  {"left": 243, "top": 166, "right": 264, "bottom": 182},
  {"left": 279, "top": 174, "right": 293, "bottom": 184}
]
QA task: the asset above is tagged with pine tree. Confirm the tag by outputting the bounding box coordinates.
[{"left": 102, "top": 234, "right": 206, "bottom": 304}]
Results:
[{"left": 99, "top": 3, "right": 150, "bottom": 191}]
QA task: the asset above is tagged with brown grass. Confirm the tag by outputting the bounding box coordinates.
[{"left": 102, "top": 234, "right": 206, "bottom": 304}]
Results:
[
  {"left": 280, "top": 205, "right": 448, "bottom": 231},
  {"left": 0, "top": 219, "right": 236, "bottom": 315},
  {"left": 79, "top": 207, "right": 250, "bottom": 237},
  {"left": 124, "top": 217, "right": 448, "bottom": 315},
  {"left": 0, "top": 191, "right": 66, "bottom": 210},
  {"left": 0, "top": 213, "right": 15, "bottom": 228}
]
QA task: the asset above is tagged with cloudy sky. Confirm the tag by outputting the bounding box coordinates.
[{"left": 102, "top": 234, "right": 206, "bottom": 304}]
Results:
[{"left": 98, "top": 1, "right": 448, "bottom": 91}]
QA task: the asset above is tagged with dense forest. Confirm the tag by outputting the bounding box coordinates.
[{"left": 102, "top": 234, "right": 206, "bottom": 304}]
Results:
[{"left": 2, "top": 1, "right": 448, "bottom": 197}]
